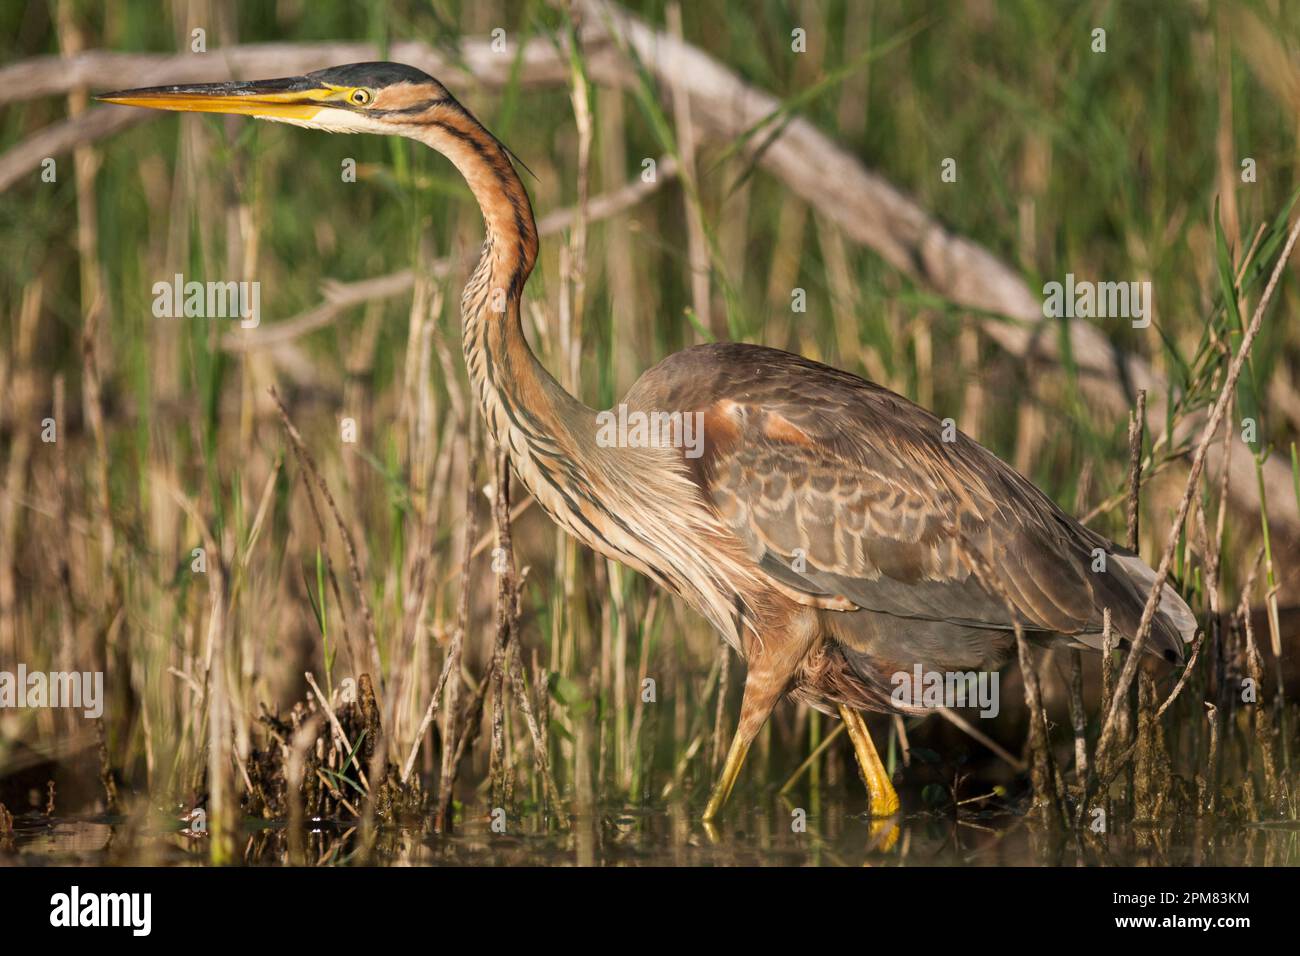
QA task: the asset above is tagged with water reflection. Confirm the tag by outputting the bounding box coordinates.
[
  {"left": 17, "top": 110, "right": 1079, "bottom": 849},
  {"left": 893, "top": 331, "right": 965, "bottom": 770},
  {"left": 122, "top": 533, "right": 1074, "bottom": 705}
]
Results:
[{"left": 5, "top": 786, "right": 1296, "bottom": 866}]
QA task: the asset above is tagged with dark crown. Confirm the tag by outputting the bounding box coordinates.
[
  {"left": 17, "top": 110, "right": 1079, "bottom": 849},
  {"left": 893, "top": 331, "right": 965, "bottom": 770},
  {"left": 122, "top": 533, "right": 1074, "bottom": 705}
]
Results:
[{"left": 308, "top": 62, "right": 437, "bottom": 89}]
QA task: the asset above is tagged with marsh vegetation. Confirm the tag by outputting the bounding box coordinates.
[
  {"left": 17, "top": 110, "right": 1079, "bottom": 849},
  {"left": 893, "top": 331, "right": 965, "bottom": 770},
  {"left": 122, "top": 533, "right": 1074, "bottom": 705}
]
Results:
[{"left": 1, "top": 0, "right": 1298, "bottom": 865}]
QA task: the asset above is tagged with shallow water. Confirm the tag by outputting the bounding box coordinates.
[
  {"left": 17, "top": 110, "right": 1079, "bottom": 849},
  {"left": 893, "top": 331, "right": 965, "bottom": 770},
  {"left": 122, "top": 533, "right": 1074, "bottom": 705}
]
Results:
[{"left": 6, "top": 788, "right": 1297, "bottom": 866}]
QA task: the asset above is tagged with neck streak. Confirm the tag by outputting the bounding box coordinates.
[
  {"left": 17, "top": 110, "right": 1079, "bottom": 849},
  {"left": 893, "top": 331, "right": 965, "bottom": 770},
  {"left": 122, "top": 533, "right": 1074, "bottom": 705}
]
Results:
[
  {"left": 414, "top": 105, "right": 601, "bottom": 529},
  {"left": 412, "top": 103, "right": 757, "bottom": 643}
]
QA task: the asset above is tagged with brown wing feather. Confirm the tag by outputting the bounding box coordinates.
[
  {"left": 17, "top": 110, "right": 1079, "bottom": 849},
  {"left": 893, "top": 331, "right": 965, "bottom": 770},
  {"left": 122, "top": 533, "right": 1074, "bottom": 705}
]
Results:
[{"left": 624, "top": 342, "right": 1186, "bottom": 660}]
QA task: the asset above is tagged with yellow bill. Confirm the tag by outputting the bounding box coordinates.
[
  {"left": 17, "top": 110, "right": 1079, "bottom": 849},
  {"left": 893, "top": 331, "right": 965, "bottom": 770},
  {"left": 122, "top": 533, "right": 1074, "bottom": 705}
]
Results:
[{"left": 96, "top": 76, "right": 342, "bottom": 122}]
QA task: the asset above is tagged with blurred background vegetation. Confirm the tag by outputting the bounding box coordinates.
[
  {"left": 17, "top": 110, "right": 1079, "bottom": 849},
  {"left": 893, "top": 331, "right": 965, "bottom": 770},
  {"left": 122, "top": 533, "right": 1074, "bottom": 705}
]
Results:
[{"left": 1, "top": 0, "right": 1298, "bottom": 864}]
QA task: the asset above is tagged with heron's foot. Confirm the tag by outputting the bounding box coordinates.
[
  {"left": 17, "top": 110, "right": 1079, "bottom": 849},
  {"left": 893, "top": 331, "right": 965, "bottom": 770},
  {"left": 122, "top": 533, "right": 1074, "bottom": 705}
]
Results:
[
  {"left": 838, "top": 705, "right": 900, "bottom": 849},
  {"left": 701, "top": 734, "right": 752, "bottom": 822}
]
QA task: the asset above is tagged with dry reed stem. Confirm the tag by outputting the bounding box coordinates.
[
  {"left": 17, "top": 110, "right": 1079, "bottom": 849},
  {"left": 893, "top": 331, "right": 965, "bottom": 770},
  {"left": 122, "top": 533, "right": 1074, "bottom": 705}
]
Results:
[
  {"left": 268, "top": 385, "right": 381, "bottom": 696},
  {"left": 489, "top": 447, "right": 515, "bottom": 809},
  {"left": 436, "top": 417, "right": 479, "bottom": 830},
  {"left": 303, "top": 671, "right": 370, "bottom": 793},
  {"left": 660, "top": 649, "right": 724, "bottom": 800},
  {"left": 504, "top": 611, "right": 562, "bottom": 812},
  {"left": 666, "top": 1, "right": 713, "bottom": 340},
  {"left": 167, "top": 484, "right": 232, "bottom": 862},
  {"left": 1126, "top": 390, "right": 1147, "bottom": 552},
  {"left": 57, "top": 12, "right": 115, "bottom": 583},
  {"left": 400, "top": 461, "right": 477, "bottom": 784},
  {"left": 1064, "top": 650, "right": 1087, "bottom": 786},
  {"left": 1203, "top": 702, "right": 1220, "bottom": 816},
  {"left": 286, "top": 712, "right": 323, "bottom": 864},
  {"left": 1094, "top": 215, "right": 1300, "bottom": 779},
  {"left": 711, "top": 649, "right": 729, "bottom": 772},
  {"left": 961, "top": 545, "right": 1063, "bottom": 825},
  {"left": 275, "top": 432, "right": 359, "bottom": 679},
  {"left": 1239, "top": 571, "right": 1281, "bottom": 808},
  {"left": 382, "top": 282, "right": 445, "bottom": 773},
  {"left": 778, "top": 722, "right": 846, "bottom": 795},
  {"left": 1134, "top": 669, "right": 1164, "bottom": 822},
  {"left": 0, "top": 281, "right": 43, "bottom": 655}
]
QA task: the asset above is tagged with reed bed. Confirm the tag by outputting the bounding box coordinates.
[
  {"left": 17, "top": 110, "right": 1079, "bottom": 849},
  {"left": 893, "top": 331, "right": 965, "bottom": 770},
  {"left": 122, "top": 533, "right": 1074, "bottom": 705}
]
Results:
[{"left": 0, "top": 0, "right": 1298, "bottom": 865}]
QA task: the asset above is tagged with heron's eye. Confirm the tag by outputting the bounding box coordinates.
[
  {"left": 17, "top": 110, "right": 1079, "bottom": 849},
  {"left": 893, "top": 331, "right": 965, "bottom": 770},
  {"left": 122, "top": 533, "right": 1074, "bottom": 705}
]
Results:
[{"left": 350, "top": 89, "right": 372, "bottom": 106}]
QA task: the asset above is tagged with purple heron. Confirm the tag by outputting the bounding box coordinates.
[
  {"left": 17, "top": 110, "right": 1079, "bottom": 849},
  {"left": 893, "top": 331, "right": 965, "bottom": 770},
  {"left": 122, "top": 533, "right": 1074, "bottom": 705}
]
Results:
[{"left": 99, "top": 63, "right": 1196, "bottom": 824}]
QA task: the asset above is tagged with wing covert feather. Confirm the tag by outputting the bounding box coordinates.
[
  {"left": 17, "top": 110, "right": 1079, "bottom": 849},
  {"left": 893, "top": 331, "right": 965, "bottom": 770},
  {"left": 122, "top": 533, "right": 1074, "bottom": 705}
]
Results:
[{"left": 626, "top": 344, "right": 1105, "bottom": 637}]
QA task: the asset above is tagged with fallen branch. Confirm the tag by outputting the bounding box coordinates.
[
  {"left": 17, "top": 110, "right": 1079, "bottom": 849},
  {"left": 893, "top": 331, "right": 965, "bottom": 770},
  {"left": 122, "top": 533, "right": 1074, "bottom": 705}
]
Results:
[
  {"left": 5, "top": 7, "right": 1295, "bottom": 541},
  {"left": 220, "top": 155, "right": 678, "bottom": 353}
]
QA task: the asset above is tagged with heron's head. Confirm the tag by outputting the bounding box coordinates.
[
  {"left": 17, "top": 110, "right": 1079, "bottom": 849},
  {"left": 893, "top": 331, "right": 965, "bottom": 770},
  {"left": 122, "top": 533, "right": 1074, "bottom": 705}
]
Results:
[
  {"left": 100, "top": 60, "right": 538, "bottom": 274},
  {"left": 98, "top": 61, "right": 463, "bottom": 138}
]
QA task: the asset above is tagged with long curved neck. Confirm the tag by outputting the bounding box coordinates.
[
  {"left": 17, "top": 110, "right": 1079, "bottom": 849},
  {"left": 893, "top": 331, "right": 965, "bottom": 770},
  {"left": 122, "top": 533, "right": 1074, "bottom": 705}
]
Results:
[
  {"left": 413, "top": 105, "right": 757, "bottom": 641},
  {"left": 414, "top": 107, "right": 589, "bottom": 456}
]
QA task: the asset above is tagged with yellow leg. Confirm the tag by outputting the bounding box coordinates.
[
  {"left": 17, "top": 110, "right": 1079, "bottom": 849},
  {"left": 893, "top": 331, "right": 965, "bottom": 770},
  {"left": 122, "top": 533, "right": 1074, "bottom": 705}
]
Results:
[
  {"left": 702, "top": 733, "right": 752, "bottom": 821},
  {"left": 839, "top": 705, "right": 900, "bottom": 823}
]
